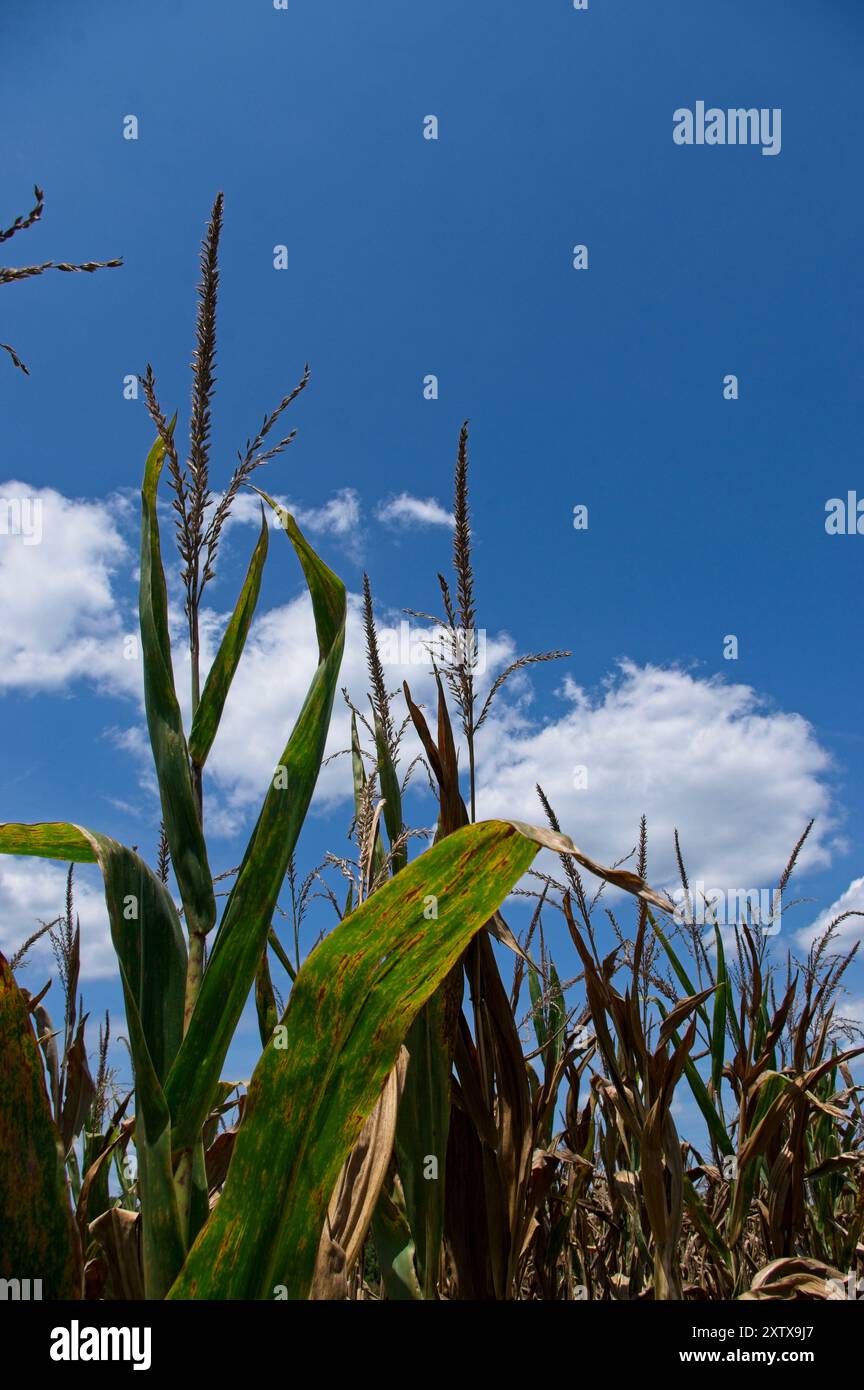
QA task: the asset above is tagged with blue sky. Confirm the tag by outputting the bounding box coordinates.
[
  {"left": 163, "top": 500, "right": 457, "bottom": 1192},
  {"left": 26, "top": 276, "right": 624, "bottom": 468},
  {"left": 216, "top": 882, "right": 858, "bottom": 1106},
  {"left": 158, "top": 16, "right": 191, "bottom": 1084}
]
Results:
[{"left": 1, "top": 0, "right": 862, "bottom": 1108}]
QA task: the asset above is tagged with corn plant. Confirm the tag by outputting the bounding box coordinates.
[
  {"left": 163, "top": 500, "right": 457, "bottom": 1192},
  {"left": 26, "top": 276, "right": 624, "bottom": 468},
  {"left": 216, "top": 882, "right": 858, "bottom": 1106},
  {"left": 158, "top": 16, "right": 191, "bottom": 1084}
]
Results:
[
  {"left": 299, "top": 436, "right": 864, "bottom": 1302},
  {"left": 0, "top": 198, "right": 668, "bottom": 1300},
  {"left": 3, "top": 198, "right": 860, "bottom": 1304}
]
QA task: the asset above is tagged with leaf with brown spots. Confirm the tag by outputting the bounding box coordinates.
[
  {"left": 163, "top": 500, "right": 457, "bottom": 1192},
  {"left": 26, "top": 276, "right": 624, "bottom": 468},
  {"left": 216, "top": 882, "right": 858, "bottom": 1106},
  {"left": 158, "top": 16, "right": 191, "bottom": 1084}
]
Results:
[
  {"left": 0, "top": 953, "right": 81, "bottom": 1298},
  {"left": 168, "top": 820, "right": 538, "bottom": 1300}
]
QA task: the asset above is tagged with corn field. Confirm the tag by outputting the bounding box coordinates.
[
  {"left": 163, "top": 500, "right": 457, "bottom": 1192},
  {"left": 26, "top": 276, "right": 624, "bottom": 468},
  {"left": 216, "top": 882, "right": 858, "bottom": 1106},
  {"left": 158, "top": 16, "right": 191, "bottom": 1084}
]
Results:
[{"left": 1, "top": 200, "right": 862, "bottom": 1307}]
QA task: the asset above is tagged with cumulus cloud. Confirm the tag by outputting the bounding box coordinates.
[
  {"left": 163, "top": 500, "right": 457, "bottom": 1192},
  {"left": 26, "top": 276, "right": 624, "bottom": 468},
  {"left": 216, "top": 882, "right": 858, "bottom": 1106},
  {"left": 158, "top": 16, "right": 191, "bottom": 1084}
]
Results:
[
  {"left": 473, "top": 662, "right": 837, "bottom": 898},
  {"left": 188, "top": 617, "right": 838, "bottom": 912},
  {"left": 195, "top": 596, "right": 516, "bottom": 835},
  {"left": 0, "top": 481, "right": 845, "bottom": 953},
  {"left": 796, "top": 876, "right": 864, "bottom": 948},
  {"left": 0, "top": 482, "right": 138, "bottom": 695},
  {"left": 0, "top": 857, "right": 116, "bottom": 980},
  {"left": 0, "top": 481, "right": 368, "bottom": 703},
  {"left": 376, "top": 493, "right": 454, "bottom": 529}
]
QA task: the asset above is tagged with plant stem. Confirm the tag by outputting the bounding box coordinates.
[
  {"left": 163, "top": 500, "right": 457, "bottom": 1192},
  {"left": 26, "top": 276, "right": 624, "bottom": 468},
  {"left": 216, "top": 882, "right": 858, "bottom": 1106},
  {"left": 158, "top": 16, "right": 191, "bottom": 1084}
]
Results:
[
  {"left": 466, "top": 671, "right": 476, "bottom": 822},
  {"left": 468, "top": 731, "right": 476, "bottom": 823},
  {"left": 184, "top": 600, "right": 205, "bottom": 1034},
  {"left": 184, "top": 932, "right": 206, "bottom": 1035}
]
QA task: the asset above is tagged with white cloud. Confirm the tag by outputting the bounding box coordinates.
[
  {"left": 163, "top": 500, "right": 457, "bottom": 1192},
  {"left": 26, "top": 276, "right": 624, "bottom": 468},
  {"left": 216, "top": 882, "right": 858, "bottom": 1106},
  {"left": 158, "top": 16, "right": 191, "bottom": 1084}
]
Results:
[
  {"left": 376, "top": 493, "right": 454, "bottom": 529},
  {"left": 0, "top": 480, "right": 365, "bottom": 705},
  {"left": 222, "top": 487, "right": 360, "bottom": 536},
  {"left": 0, "top": 857, "right": 115, "bottom": 981},
  {"left": 189, "top": 623, "right": 838, "bottom": 915},
  {"left": 841, "top": 996, "right": 864, "bottom": 1028},
  {"left": 0, "top": 483, "right": 844, "bottom": 933},
  {"left": 0, "top": 483, "right": 138, "bottom": 695},
  {"left": 194, "top": 597, "right": 515, "bottom": 834},
  {"left": 474, "top": 662, "right": 837, "bottom": 899},
  {"left": 296, "top": 489, "right": 361, "bottom": 536},
  {"left": 797, "top": 876, "right": 864, "bottom": 948}
]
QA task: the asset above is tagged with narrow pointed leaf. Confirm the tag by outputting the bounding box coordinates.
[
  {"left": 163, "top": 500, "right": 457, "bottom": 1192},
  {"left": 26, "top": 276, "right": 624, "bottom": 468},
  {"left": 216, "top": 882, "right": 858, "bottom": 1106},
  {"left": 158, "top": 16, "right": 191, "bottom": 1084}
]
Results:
[
  {"left": 656, "top": 1000, "right": 734, "bottom": 1158},
  {"left": 395, "top": 990, "right": 453, "bottom": 1297},
  {"left": 374, "top": 711, "right": 407, "bottom": 874},
  {"left": 255, "top": 947, "right": 278, "bottom": 1048},
  {"left": 549, "top": 960, "right": 565, "bottom": 1065},
  {"left": 393, "top": 682, "right": 466, "bottom": 1296},
  {"left": 139, "top": 433, "right": 215, "bottom": 940},
  {"left": 165, "top": 497, "right": 346, "bottom": 1152},
  {"left": 118, "top": 957, "right": 185, "bottom": 1299},
  {"left": 527, "top": 964, "right": 547, "bottom": 1051},
  {"left": 648, "top": 909, "right": 712, "bottom": 1032},
  {"left": 711, "top": 925, "right": 728, "bottom": 1094},
  {"left": 372, "top": 1183, "right": 424, "bottom": 1300},
  {"left": 188, "top": 507, "right": 269, "bottom": 768},
  {"left": 59, "top": 1016, "right": 96, "bottom": 1154}
]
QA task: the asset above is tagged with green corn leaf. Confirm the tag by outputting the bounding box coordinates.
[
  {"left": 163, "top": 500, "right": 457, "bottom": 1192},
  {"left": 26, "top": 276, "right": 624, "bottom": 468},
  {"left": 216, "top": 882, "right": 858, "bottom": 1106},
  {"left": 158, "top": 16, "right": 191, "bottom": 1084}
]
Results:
[
  {"left": 350, "top": 710, "right": 365, "bottom": 799},
  {"left": 169, "top": 816, "right": 666, "bottom": 1300},
  {"left": 136, "top": 1129, "right": 186, "bottom": 1300},
  {"left": 682, "top": 1174, "right": 731, "bottom": 1268},
  {"left": 681, "top": 1051, "right": 735, "bottom": 1159},
  {"left": 0, "top": 819, "right": 188, "bottom": 1297},
  {"left": 549, "top": 960, "right": 565, "bottom": 1065},
  {"left": 371, "top": 1182, "right": 424, "bottom": 1300},
  {"left": 374, "top": 710, "right": 407, "bottom": 874},
  {"left": 164, "top": 496, "right": 346, "bottom": 1153},
  {"left": 0, "top": 822, "right": 95, "bottom": 863},
  {"left": 711, "top": 925, "right": 728, "bottom": 1095},
  {"left": 648, "top": 910, "right": 712, "bottom": 1033},
  {"left": 395, "top": 989, "right": 453, "bottom": 1298},
  {"left": 267, "top": 926, "right": 297, "bottom": 983},
  {"left": 188, "top": 1140, "right": 210, "bottom": 1248},
  {"left": 372, "top": 692, "right": 447, "bottom": 1298},
  {"left": 168, "top": 819, "right": 539, "bottom": 1300},
  {"left": 118, "top": 957, "right": 185, "bottom": 1299},
  {"left": 755, "top": 995, "right": 770, "bottom": 1062},
  {"left": 0, "top": 823, "right": 186, "bottom": 1086},
  {"left": 188, "top": 506, "right": 269, "bottom": 769},
  {"left": 139, "top": 432, "right": 215, "bottom": 942},
  {"left": 655, "top": 999, "right": 734, "bottom": 1158},
  {"left": 527, "top": 964, "right": 547, "bottom": 1051},
  {"left": 255, "top": 946, "right": 279, "bottom": 1048},
  {"left": 0, "top": 954, "right": 81, "bottom": 1298},
  {"left": 389, "top": 684, "right": 462, "bottom": 1300}
]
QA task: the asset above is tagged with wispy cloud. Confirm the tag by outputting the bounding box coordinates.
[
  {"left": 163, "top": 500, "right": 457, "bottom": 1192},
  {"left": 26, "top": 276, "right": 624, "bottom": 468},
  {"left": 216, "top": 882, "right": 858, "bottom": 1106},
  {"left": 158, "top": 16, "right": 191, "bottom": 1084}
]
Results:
[
  {"left": 796, "top": 875, "right": 864, "bottom": 948},
  {"left": 222, "top": 487, "right": 360, "bottom": 537},
  {"left": 376, "top": 493, "right": 454, "bottom": 529}
]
